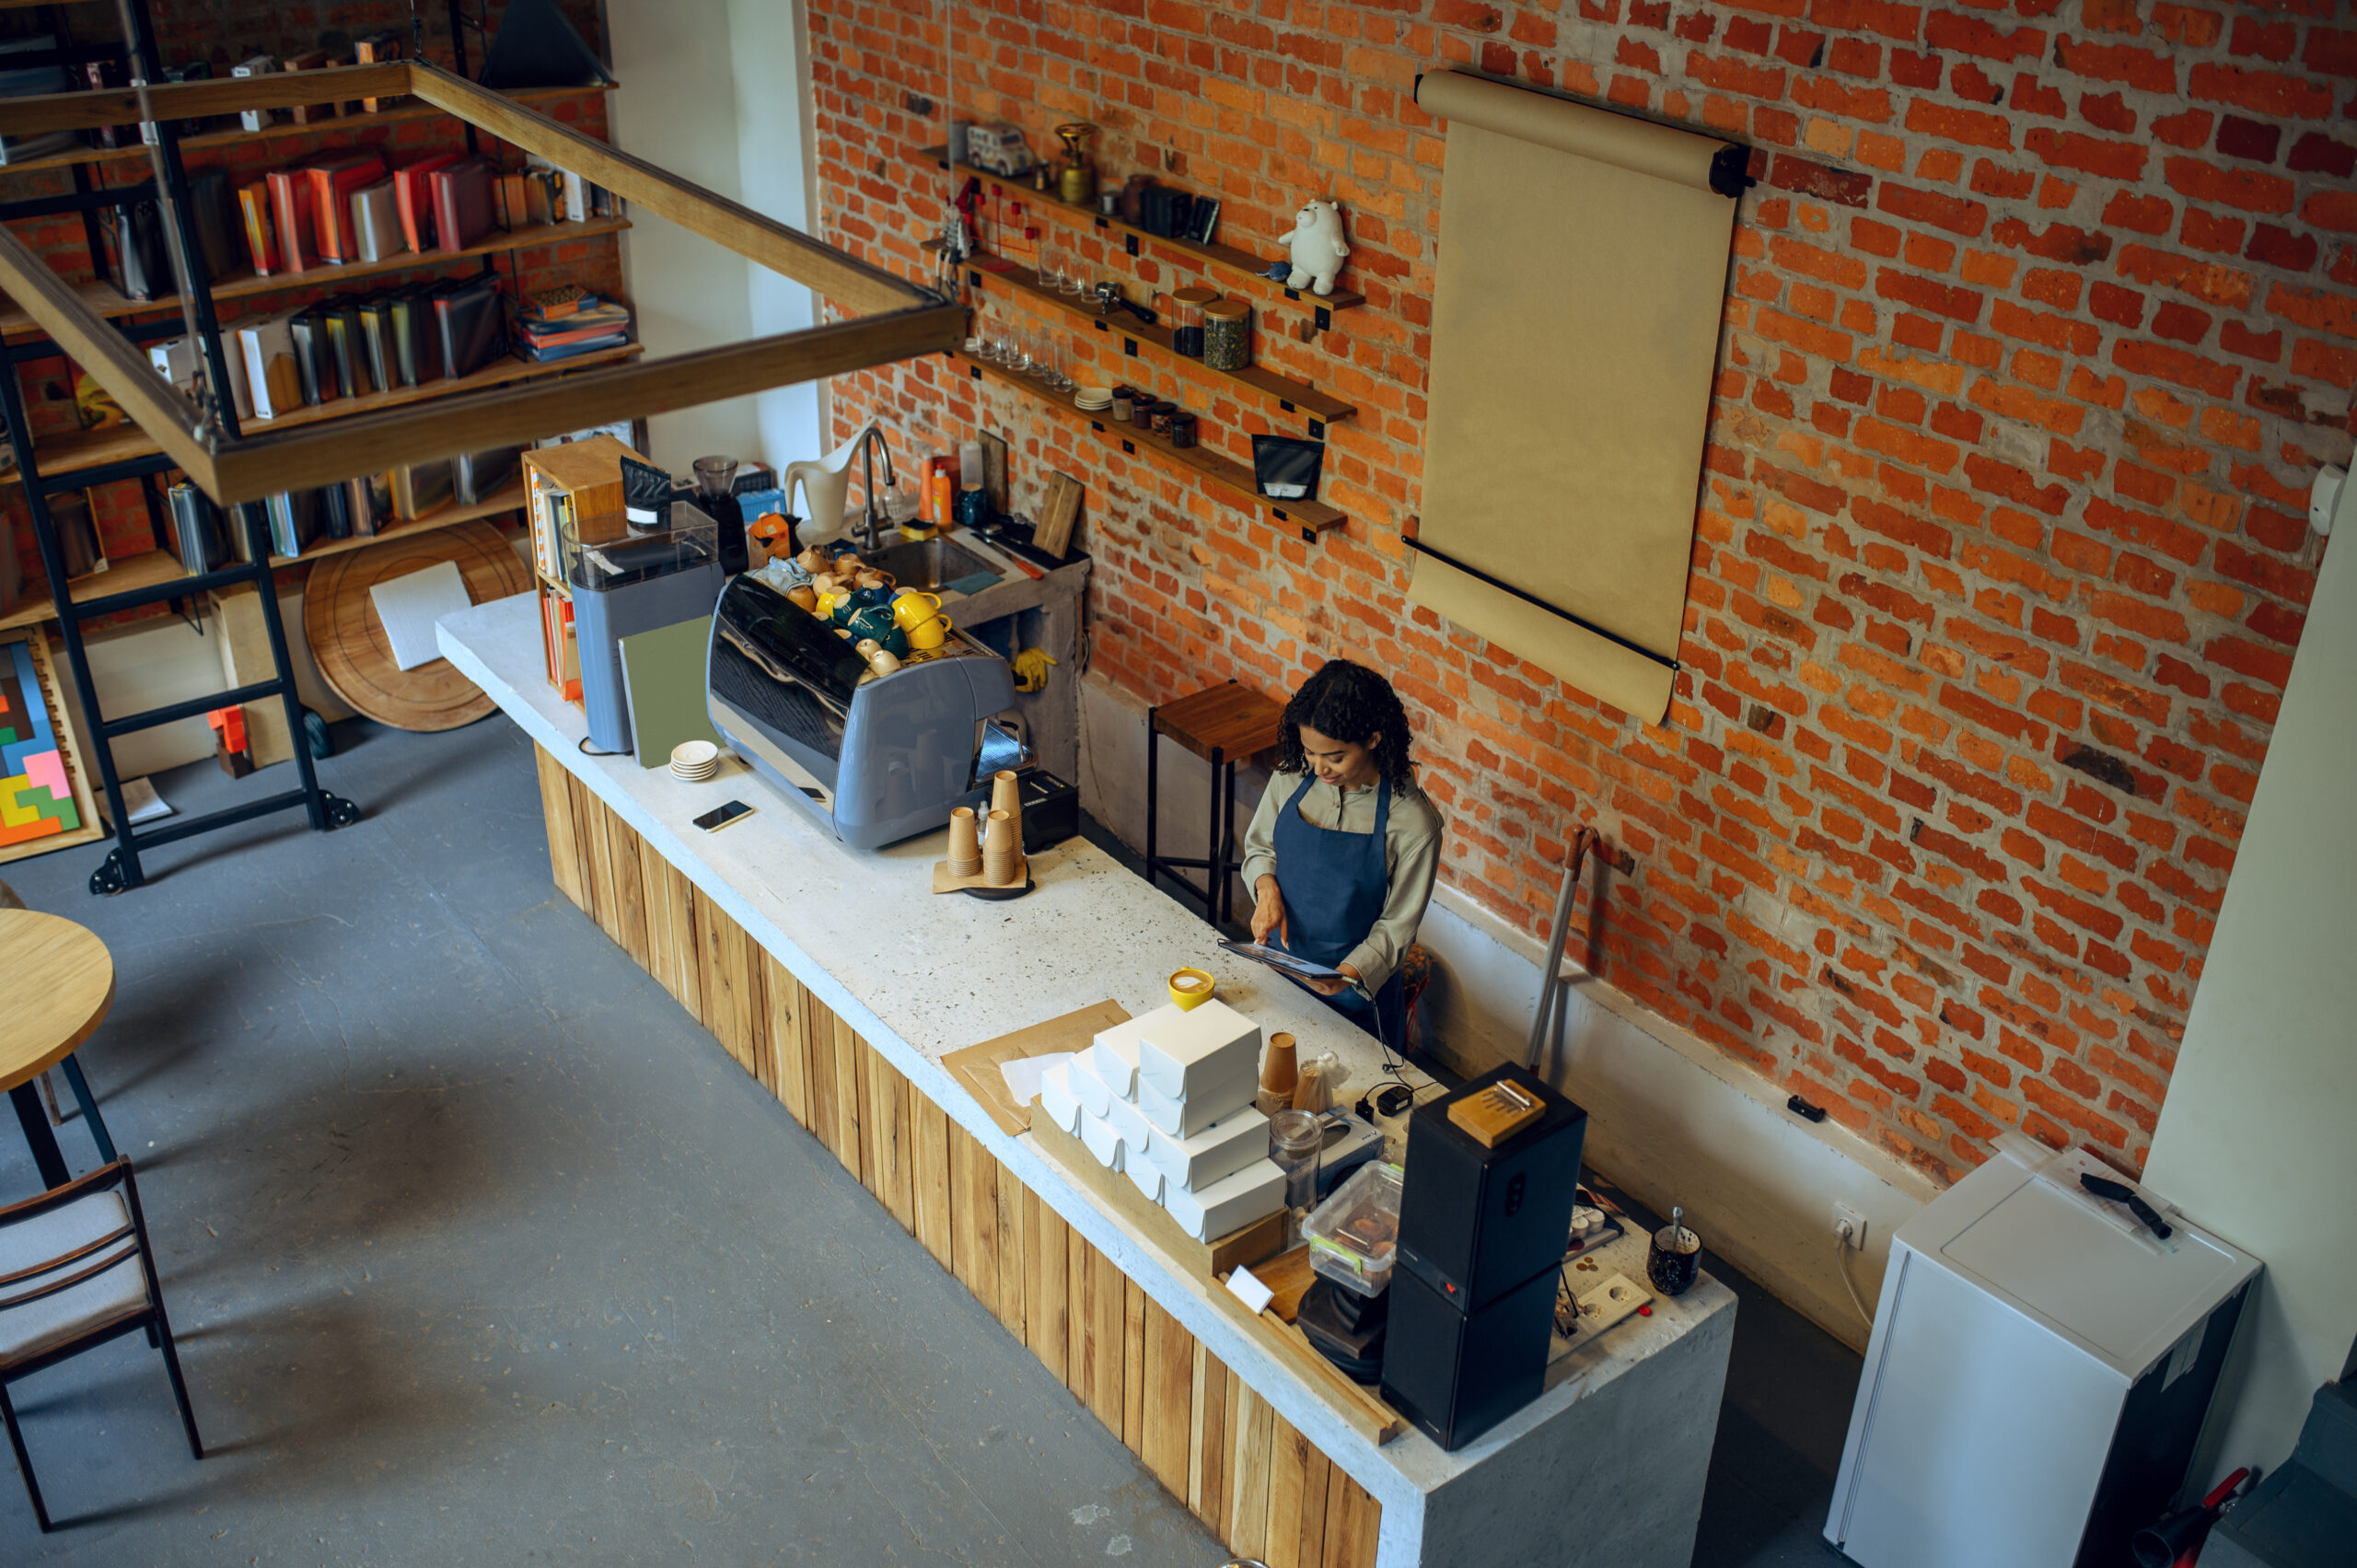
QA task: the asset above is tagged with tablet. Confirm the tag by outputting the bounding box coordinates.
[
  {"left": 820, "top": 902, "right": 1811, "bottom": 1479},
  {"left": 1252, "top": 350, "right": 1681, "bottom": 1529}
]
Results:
[{"left": 1217, "top": 939, "right": 1350, "bottom": 984}]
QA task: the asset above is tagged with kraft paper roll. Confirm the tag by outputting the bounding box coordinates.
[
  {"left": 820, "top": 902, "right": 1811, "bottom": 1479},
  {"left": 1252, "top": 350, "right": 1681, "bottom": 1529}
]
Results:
[
  {"left": 1407, "top": 69, "right": 1738, "bottom": 723},
  {"left": 983, "top": 808, "right": 1019, "bottom": 886},
  {"left": 1167, "top": 968, "right": 1215, "bottom": 1010},
  {"left": 948, "top": 806, "right": 981, "bottom": 877}
]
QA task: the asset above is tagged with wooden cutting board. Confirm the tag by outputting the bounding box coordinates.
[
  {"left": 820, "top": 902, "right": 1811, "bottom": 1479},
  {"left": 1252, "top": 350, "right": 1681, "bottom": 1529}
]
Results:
[
  {"left": 942, "top": 998, "right": 1129, "bottom": 1135},
  {"left": 303, "top": 521, "right": 530, "bottom": 731}
]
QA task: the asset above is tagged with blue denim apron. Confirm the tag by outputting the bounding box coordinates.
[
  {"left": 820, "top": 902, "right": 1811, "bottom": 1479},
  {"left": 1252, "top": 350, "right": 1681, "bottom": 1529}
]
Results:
[{"left": 1273, "top": 772, "right": 1409, "bottom": 1052}]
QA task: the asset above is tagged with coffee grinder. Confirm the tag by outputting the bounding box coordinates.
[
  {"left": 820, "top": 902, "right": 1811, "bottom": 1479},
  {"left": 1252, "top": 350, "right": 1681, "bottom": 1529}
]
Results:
[
  {"left": 680, "top": 454, "right": 750, "bottom": 575},
  {"left": 1054, "top": 122, "right": 1097, "bottom": 207}
]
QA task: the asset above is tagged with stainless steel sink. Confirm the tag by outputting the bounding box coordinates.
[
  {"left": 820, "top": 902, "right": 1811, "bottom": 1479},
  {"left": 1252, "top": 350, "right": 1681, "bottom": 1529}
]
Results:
[{"left": 862, "top": 538, "right": 1003, "bottom": 596}]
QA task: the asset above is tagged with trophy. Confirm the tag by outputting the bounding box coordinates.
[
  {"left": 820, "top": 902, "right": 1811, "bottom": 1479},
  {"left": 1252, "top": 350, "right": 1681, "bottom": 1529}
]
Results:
[{"left": 1054, "top": 122, "right": 1097, "bottom": 207}]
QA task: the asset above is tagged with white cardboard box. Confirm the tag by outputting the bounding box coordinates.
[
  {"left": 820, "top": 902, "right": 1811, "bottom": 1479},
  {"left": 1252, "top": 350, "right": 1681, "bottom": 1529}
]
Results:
[
  {"left": 1145, "top": 1105, "right": 1270, "bottom": 1192},
  {"left": 1138, "top": 1063, "right": 1259, "bottom": 1139},
  {"left": 1126, "top": 1154, "right": 1165, "bottom": 1203},
  {"left": 1164, "top": 1158, "right": 1285, "bottom": 1242},
  {"left": 1107, "top": 1093, "right": 1155, "bottom": 1153},
  {"left": 1067, "top": 1052, "right": 1116, "bottom": 1120},
  {"left": 1089, "top": 1005, "right": 1181, "bottom": 1098},
  {"left": 1137, "top": 998, "right": 1261, "bottom": 1102},
  {"left": 1079, "top": 1108, "right": 1125, "bottom": 1172},
  {"left": 1038, "top": 1061, "right": 1083, "bottom": 1136}
]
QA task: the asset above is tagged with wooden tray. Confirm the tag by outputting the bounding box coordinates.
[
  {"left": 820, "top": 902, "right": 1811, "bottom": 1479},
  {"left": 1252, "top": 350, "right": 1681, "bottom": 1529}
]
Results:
[
  {"left": 942, "top": 999, "right": 1128, "bottom": 1135},
  {"left": 302, "top": 521, "right": 530, "bottom": 730},
  {"left": 1029, "top": 1100, "right": 1286, "bottom": 1279}
]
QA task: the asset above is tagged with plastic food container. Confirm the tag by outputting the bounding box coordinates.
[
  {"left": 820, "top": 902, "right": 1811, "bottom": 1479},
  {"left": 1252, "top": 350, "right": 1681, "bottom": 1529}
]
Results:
[{"left": 1304, "top": 1160, "right": 1404, "bottom": 1295}]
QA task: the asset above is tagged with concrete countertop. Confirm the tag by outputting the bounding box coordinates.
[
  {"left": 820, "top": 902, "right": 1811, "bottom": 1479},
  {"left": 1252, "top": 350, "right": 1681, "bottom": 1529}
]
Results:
[{"left": 440, "top": 591, "right": 1736, "bottom": 1558}]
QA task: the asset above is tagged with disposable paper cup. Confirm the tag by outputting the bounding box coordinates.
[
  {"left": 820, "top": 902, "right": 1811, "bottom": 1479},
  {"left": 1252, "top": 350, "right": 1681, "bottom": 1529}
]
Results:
[
  {"left": 983, "top": 808, "right": 1019, "bottom": 886},
  {"left": 1167, "top": 968, "right": 1215, "bottom": 1011},
  {"left": 991, "top": 769, "right": 1021, "bottom": 819},
  {"left": 948, "top": 807, "right": 981, "bottom": 877}
]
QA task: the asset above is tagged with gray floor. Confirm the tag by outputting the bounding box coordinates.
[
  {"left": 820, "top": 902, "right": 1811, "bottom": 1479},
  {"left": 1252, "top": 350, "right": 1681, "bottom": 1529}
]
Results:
[{"left": 0, "top": 716, "right": 1860, "bottom": 1565}]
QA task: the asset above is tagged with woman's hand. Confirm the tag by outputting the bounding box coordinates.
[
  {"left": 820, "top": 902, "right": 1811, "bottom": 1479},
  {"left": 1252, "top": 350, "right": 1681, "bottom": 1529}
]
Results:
[
  {"left": 1306, "top": 962, "right": 1362, "bottom": 998},
  {"left": 1251, "top": 876, "right": 1288, "bottom": 947}
]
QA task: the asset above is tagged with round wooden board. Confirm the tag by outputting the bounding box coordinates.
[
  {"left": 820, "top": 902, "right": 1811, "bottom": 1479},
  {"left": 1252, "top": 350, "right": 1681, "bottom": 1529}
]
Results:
[
  {"left": 0, "top": 909, "right": 114, "bottom": 1089},
  {"left": 302, "top": 521, "right": 532, "bottom": 731}
]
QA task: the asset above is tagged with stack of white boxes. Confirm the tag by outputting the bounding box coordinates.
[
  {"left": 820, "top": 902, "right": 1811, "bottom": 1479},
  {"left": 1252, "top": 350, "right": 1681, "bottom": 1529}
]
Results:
[{"left": 1038, "top": 1000, "right": 1286, "bottom": 1242}]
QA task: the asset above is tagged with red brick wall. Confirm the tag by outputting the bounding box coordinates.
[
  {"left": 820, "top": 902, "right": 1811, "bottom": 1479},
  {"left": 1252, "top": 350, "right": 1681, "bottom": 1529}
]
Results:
[{"left": 807, "top": 0, "right": 2355, "bottom": 1186}]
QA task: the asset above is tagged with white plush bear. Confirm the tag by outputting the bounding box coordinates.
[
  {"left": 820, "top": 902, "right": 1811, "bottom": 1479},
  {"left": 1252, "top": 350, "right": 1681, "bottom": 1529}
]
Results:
[{"left": 1284, "top": 198, "right": 1350, "bottom": 296}]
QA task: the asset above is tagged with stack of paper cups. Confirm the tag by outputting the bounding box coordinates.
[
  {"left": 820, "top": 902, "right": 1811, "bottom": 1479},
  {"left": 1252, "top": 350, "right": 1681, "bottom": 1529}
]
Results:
[
  {"left": 948, "top": 807, "right": 981, "bottom": 877},
  {"left": 991, "top": 769, "right": 1021, "bottom": 819},
  {"left": 983, "top": 808, "right": 1019, "bottom": 885}
]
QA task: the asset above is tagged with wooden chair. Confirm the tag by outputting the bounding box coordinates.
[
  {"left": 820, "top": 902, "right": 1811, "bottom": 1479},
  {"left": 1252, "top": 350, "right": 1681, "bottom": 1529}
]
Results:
[{"left": 0, "top": 1159, "right": 202, "bottom": 1531}]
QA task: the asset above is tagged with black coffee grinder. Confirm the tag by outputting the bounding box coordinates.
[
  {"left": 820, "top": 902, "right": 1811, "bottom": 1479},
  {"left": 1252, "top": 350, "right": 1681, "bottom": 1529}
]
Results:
[{"left": 679, "top": 454, "right": 749, "bottom": 575}]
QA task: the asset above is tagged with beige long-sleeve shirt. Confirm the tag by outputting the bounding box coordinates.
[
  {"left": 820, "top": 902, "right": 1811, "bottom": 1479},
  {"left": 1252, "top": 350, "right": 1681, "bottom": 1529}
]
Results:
[{"left": 1237, "top": 772, "right": 1444, "bottom": 995}]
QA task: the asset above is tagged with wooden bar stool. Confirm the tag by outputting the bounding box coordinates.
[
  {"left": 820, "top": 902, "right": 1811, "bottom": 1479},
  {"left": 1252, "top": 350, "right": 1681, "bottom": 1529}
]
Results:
[
  {"left": 0, "top": 910, "right": 119, "bottom": 1190},
  {"left": 1145, "top": 680, "right": 1283, "bottom": 927}
]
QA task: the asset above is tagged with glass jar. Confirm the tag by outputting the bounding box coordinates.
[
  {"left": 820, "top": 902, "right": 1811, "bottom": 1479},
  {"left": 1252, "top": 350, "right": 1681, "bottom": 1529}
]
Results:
[
  {"left": 1202, "top": 298, "right": 1250, "bottom": 371},
  {"left": 1111, "top": 386, "right": 1135, "bottom": 422},
  {"left": 1164, "top": 285, "right": 1219, "bottom": 358},
  {"left": 1269, "top": 1109, "right": 1323, "bottom": 1242},
  {"left": 1169, "top": 412, "right": 1198, "bottom": 448}
]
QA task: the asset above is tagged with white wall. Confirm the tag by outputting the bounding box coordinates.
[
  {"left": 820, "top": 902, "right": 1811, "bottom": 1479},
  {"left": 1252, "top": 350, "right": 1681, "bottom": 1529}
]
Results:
[
  {"left": 2145, "top": 480, "right": 2357, "bottom": 1482},
  {"left": 726, "top": 0, "right": 828, "bottom": 472},
  {"left": 1079, "top": 669, "right": 1935, "bottom": 1350},
  {"left": 604, "top": 0, "right": 762, "bottom": 469}
]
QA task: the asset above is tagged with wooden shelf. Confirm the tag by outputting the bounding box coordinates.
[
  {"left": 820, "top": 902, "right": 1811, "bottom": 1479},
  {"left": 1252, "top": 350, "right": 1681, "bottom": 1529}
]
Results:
[
  {"left": 0, "top": 215, "right": 633, "bottom": 340},
  {"left": 947, "top": 350, "right": 1344, "bottom": 540},
  {"left": 0, "top": 478, "right": 530, "bottom": 632},
  {"left": 924, "top": 149, "right": 1364, "bottom": 315},
  {"left": 0, "top": 82, "right": 614, "bottom": 180},
  {"left": 3, "top": 341, "right": 642, "bottom": 486},
  {"left": 953, "top": 249, "right": 1354, "bottom": 426}
]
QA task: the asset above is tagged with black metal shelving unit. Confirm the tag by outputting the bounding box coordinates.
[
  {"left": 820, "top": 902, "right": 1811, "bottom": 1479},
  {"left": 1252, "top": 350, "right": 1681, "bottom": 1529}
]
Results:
[{"left": 0, "top": 0, "right": 358, "bottom": 894}]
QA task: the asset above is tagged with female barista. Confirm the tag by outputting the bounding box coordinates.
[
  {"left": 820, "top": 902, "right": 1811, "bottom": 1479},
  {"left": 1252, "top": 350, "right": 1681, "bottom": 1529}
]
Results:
[{"left": 1239, "top": 660, "right": 1444, "bottom": 1051}]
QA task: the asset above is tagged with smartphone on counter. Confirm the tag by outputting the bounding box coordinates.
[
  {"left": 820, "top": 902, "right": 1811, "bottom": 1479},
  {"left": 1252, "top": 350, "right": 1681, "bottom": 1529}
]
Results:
[{"left": 693, "top": 799, "right": 755, "bottom": 832}]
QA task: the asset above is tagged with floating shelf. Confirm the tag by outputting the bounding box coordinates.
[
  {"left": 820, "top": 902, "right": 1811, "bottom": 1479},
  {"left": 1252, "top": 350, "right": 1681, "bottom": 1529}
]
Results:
[
  {"left": 0, "top": 477, "right": 535, "bottom": 632},
  {"left": 2, "top": 342, "right": 643, "bottom": 487},
  {"left": 0, "top": 215, "right": 633, "bottom": 340},
  {"left": 953, "top": 250, "right": 1354, "bottom": 428},
  {"left": 923, "top": 148, "right": 1364, "bottom": 316},
  {"left": 947, "top": 350, "right": 1344, "bottom": 540},
  {"left": 0, "top": 82, "right": 615, "bottom": 180}
]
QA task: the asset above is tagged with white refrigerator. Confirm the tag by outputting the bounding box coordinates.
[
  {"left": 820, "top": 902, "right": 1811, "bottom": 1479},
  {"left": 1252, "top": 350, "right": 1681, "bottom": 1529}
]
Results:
[{"left": 1827, "top": 1136, "right": 2258, "bottom": 1568}]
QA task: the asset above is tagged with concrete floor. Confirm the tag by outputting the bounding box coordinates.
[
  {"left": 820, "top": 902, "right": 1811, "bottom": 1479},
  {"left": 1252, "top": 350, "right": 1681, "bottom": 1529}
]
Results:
[{"left": 0, "top": 716, "right": 1860, "bottom": 1565}]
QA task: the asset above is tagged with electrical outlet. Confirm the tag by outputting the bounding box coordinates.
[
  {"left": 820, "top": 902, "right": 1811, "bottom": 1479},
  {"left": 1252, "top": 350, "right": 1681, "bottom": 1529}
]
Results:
[{"left": 1833, "top": 1202, "right": 1867, "bottom": 1249}]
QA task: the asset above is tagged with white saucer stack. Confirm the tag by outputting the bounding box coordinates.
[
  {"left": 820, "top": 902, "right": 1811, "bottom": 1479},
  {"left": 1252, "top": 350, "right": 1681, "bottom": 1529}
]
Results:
[
  {"left": 670, "top": 740, "right": 719, "bottom": 783},
  {"left": 1074, "top": 384, "right": 1113, "bottom": 412}
]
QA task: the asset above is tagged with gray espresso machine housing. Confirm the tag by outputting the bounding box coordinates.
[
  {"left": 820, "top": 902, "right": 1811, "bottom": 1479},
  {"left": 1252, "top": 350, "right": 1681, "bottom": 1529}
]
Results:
[{"left": 705, "top": 575, "right": 1028, "bottom": 849}]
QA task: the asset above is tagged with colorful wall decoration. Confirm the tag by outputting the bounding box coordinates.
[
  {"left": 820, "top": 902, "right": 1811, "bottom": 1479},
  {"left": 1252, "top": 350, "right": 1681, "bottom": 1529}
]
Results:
[{"left": 0, "top": 633, "right": 100, "bottom": 864}]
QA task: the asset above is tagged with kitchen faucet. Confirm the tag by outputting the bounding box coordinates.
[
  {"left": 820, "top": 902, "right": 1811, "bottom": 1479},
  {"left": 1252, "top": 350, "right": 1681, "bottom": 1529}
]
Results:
[{"left": 855, "top": 425, "right": 898, "bottom": 552}]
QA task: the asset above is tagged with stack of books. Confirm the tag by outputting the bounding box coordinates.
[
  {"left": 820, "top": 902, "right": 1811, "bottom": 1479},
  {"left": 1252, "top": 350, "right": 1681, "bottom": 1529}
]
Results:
[{"left": 515, "top": 289, "right": 632, "bottom": 363}]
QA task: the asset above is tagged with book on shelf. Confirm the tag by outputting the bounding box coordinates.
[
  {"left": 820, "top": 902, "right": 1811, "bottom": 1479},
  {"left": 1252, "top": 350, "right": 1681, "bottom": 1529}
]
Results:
[
  {"left": 433, "top": 275, "right": 507, "bottom": 380},
  {"left": 230, "top": 54, "right": 276, "bottom": 133},
  {"left": 264, "top": 489, "right": 321, "bottom": 558},
  {"left": 287, "top": 308, "right": 332, "bottom": 407},
  {"left": 308, "top": 152, "right": 389, "bottom": 263},
  {"left": 389, "top": 285, "right": 439, "bottom": 388},
  {"left": 281, "top": 50, "right": 335, "bottom": 125},
  {"left": 265, "top": 168, "right": 316, "bottom": 274},
  {"left": 356, "top": 296, "right": 396, "bottom": 395},
  {"left": 516, "top": 293, "right": 632, "bottom": 363},
  {"left": 350, "top": 180, "right": 403, "bottom": 264},
  {"left": 324, "top": 303, "right": 363, "bottom": 400},
  {"left": 430, "top": 157, "right": 500, "bottom": 253},
  {"left": 81, "top": 59, "right": 131, "bottom": 152},
  {"left": 0, "top": 39, "right": 81, "bottom": 166},
  {"left": 147, "top": 335, "right": 253, "bottom": 423},
  {"left": 185, "top": 169, "right": 240, "bottom": 280},
  {"left": 99, "top": 198, "right": 172, "bottom": 302},
  {"left": 237, "top": 182, "right": 278, "bottom": 275},
  {"left": 455, "top": 447, "right": 521, "bottom": 506},
  {"left": 347, "top": 472, "right": 391, "bottom": 538},
  {"left": 392, "top": 459, "right": 455, "bottom": 521},
  {"left": 50, "top": 491, "right": 106, "bottom": 579},
  {"left": 319, "top": 480, "right": 354, "bottom": 541},
  {"left": 168, "top": 482, "right": 228, "bottom": 576},
  {"left": 352, "top": 32, "right": 403, "bottom": 111},
  {"left": 393, "top": 152, "right": 461, "bottom": 254},
  {"left": 237, "top": 312, "right": 303, "bottom": 421}
]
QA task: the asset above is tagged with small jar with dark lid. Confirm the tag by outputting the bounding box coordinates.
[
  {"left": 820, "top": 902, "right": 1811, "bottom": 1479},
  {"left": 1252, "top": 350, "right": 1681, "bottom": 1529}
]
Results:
[
  {"left": 1169, "top": 412, "right": 1199, "bottom": 448},
  {"left": 1111, "top": 386, "right": 1135, "bottom": 422}
]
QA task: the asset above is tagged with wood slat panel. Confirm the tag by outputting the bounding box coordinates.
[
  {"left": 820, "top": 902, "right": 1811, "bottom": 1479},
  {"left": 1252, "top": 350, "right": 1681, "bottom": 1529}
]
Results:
[
  {"left": 1088, "top": 1242, "right": 1126, "bottom": 1434},
  {"left": 1227, "top": 1382, "right": 1275, "bottom": 1561},
  {"left": 694, "top": 889, "right": 757, "bottom": 1074},
  {"left": 637, "top": 833, "right": 679, "bottom": 1003},
  {"left": 746, "top": 957, "right": 774, "bottom": 1098},
  {"left": 1064, "top": 1225, "right": 1092, "bottom": 1399},
  {"left": 994, "top": 1156, "right": 1028, "bottom": 1340},
  {"left": 661, "top": 860, "right": 702, "bottom": 1023},
  {"left": 949, "top": 1119, "right": 999, "bottom": 1307},
  {"left": 1321, "top": 1471, "right": 1381, "bottom": 1568},
  {"left": 1265, "top": 1415, "right": 1324, "bottom": 1568},
  {"left": 577, "top": 788, "right": 621, "bottom": 942},
  {"left": 1190, "top": 1343, "right": 1230, "bottom": 1530},
  {"left": 534, "top": 745, "right": 586, "bottom": 908},
  {"left": 762, "top": 953, "right": 811, "bottom": 1125},
  {"left": 1295, "top": 1446, "right": 1332, "bottom": 1568},
  {"left": 1122, "top": 1276, "right": 1147, "bottom": 1453},
  {"left": 830, "top": 1023, "right": 865, "bottom": 1179},
  {"left": 1025, "top": 1186, "right": 1067, "bottom": 1380},
  {"left": 863, "top": 1046, "right": 915, "bottom": 1232},
  {"left": 1142, "top": 1297, "right": 1195, "bottom": 1496},
  {"left": 805, "top": 993, "right": 841, "bottom": 1163},
  {"left": 912, "top": 1094, "right": 954, "bottom": 1269},
  {"left": 609, "top": 816, "right": 649, "bottom": 971}
]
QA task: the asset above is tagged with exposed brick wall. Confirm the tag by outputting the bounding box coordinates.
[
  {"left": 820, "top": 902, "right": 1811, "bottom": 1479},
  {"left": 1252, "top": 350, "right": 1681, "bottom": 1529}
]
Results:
[{"left": 807, "top": 0, "right": 2354, "bottom": 1186}]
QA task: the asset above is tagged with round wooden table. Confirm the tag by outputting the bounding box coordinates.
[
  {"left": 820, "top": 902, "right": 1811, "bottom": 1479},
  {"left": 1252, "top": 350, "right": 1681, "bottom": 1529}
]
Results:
[{"left": 0, "top": 908, "right": 119, "bottom": 1187}]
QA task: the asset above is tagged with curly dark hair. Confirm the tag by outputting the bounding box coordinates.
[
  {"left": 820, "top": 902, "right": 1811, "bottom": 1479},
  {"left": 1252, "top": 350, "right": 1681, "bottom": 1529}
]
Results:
[{"left": 1275, "top": 659, "right": 1416, "bottom": 788}]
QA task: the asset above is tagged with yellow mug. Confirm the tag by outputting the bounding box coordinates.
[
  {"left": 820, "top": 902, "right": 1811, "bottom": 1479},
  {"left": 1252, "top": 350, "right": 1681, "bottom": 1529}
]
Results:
[
  {"left": 1167, "top": 968, "right": 1215, "bottom": 1010},
  {"left": 891, "top": 590, "right": 944, "bottom": 632},
  {"left": 906, "top": 610, "right": 953, "bottom": 651},
  {"left": 814, "top": 587, "right": 851, "bottom": 620}
]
